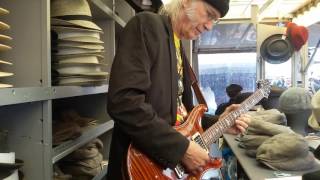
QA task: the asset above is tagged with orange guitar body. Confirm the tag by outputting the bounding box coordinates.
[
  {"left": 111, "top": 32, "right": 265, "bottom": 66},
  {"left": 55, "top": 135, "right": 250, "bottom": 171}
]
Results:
[{"left": 126, "top": 104, "right": 223, "bottom": 180}]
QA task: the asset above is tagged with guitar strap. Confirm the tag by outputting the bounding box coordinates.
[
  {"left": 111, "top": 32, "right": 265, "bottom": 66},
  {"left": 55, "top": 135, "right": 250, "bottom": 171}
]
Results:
[{"left": 180, "top": 45, "right": 208, "bottom": 109}]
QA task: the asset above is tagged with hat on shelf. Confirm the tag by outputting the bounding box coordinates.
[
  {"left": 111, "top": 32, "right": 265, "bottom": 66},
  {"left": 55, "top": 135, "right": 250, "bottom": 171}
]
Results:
[
  {"left": 57, "top": 78, "right": 106, "bottom": 86},
  {"left": 53, "top": 63, "right": 107, "bottom": 74},
  {"left": 0, "top": 34, "right": 12, "bottom": 42},
  {"left": 0, "top": 21, "right": 10, "bottom": 31},
  {"left": 53, "top": 55, "right": 104, "bottom": 64},
  {"left": 57, "top": 71, "right": 108, "bottom": 78},
  {"left": 0, "top": 60, "right": 12, "bottom": 65},
  {"left": 286, "top": 22, "right": 309, "bottom": 51},
  {"left": 0, "top": 44, "right": 12, "bottom": 51},
  {"left": 0, "top": 7, "right": 9, "bottom": 16},
  {"left": 56, "top": 43, "right": 104, "bottom": 50},
  {"left": 260, "top": 34, "right": 293, "bottom": 64},
  {"left": 53, "top": 47, "right": 104, "bottom": 56},
  {"left": 308, "top": 90, "right": 320, "bottom": 131},
  {"left": 50, "top": 0, "right": 102, "bottom": 31},
  {"left": 0, "top": 84, "right": 13, "bottom": 88},
  {"left": 278, "top": 87, "right": 312, "bottom": 114},
  {"left": 53, "top": 53, "right": 104, "bottom": 61},
  {"left": 0, "top": 152, "right": 24, "bottom": 179},
  {"left": 204, "top": 0, "right": 230, "bottom": 18},
  {"left": 0, "top": 72, "right": 13, "bottom": 77},
  {"left": 256, "top": 133, "right": 318, "bottom": 171}
]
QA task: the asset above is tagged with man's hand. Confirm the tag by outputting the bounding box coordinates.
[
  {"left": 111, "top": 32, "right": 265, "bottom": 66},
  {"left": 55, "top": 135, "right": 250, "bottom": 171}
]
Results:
[
  {"left": 181, "top": 141, "right": 209, "bottom": 175},
  {"left": 220, "top": 104, "right": 251, "bottom": 135}
]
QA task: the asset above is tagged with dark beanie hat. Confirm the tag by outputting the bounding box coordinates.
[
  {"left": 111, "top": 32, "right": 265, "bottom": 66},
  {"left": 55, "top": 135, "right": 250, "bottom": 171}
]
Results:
[{"left": 204, "top": 0, "right": 230, "bottom": 17}]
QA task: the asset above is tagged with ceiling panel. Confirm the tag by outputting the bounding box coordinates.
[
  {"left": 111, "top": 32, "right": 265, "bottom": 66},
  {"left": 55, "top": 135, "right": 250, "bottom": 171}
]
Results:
[{"left": 224, "top": 0, "right": 310, "bottom": 19}]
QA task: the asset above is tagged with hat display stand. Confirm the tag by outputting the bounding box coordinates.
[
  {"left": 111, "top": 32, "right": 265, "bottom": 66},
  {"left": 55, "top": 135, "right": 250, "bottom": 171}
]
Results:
[
  {"left": 50, "top": 0, "right": 108, "bottom": 86},
  {"left": 0, "top": 6, "right": 13, "bottom": 88},
  {"left": 285, "top": 110, "right": 312, "bottom": 136}
]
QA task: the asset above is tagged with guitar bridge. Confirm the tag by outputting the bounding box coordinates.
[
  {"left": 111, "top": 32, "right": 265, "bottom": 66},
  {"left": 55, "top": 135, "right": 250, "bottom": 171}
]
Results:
[{"left": 174, "top": 164, "right": 185, "bottom": 179}]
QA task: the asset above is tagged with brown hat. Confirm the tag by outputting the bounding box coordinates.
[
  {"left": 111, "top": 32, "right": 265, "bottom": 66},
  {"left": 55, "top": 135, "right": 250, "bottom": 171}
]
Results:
[
  {"left": 204, "top": 0, "right": 230, "bottom": 17},
  {"left": 256, "top": 133, "right": 317, "bottom": 171}
]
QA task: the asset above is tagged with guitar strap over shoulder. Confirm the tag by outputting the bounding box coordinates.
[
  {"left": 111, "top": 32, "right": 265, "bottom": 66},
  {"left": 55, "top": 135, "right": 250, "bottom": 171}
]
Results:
[{"left": 180, "top": 45, "right": 208, "bottom": 109}]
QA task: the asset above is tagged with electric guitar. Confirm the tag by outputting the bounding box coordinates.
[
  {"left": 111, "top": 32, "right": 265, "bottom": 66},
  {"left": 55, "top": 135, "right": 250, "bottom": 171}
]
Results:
[{"left": 125, "top": 80, "right": 271, "bottom": 180}]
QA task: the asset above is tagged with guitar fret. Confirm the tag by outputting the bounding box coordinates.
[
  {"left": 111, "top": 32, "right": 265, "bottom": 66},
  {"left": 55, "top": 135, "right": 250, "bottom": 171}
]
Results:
[{"left": 202, "top": 83, "right": 269, "bottom": 147}]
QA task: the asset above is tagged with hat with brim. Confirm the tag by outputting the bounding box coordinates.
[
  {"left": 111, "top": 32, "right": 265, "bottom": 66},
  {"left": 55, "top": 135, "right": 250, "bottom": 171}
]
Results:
[
  {"left": 308, "top": 90, "right": 320, "bottom": 131},
  {"left": 51, "top": 0, "right": 102, "bottom": 31},
  {"left": 55, "top": 36, "right": 103, "bottom": 44},
  {"left": 260, "top": 34, "right": 293, "bottom": 64},
  {"left": 53, "top": 55, "right": 104, "bottom": 64},
  {"left": 0, "top": 21, "right": 10, "bottom": 31},
  {"left": 51, "top": 25, "right": 103, "bottom": 34},
  {"left": 53, "top": 48, "right": 104, "bottom": 56},
  {"left": 0, "top": 60, "right": 12, "bottom": 65},
  {"left": 256, "top": 133, "right": 317, "bottom": 171},
  {"left": 55, "top": 43, "right": 104, "bottom": 50},
  {"left": 58, "top": 71, "right": 108, "bottom": 78},
  {"left": 57, "top": 77, "right": 107, "bottom": 86},
  {"left": 286, "top": 22, "right": 309, "bottom": 51},
  {"left": 55, "top": 30, "right": 101, "bottom": 40},
  {"left": 0, "top": 84, "right": 12, "bottom": 88},
  {"left": 53, "top": 53, "right": 104, "bottom": 61},
  {"left": 53, "top": 63, "right": 107, "bottom": 74},
  {"left": 0, "top": 44, "right": 12, "bottom": 51},
  {"left": 0, "top": 7, "right": 9, "bottom": 16},
  {"left": 0, "top": 72, "right": 13, "bottom": 77},
  {"left": 51, "top": 18, "right": 102, "bottom": 31},
  {"left": 0, "top": 34, "right": 12, "bottom": 41}
]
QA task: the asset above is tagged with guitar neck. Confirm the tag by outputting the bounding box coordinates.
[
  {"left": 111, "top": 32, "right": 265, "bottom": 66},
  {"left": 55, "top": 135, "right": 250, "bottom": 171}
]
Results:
[{"left": 201, "top": 89, "right": 265, "bottom": 146}]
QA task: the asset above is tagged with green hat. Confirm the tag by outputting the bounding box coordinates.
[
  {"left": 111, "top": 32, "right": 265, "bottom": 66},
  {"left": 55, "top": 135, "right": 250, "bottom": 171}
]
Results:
[
  {"left": 308, "top": 90, "right": 320, "bottom": 130},
  {"left": 256, "top": 133, "right": 317, "bottom": 171},
  {"left": 279, "top": 87, "right": 312, "bottom": 114}
]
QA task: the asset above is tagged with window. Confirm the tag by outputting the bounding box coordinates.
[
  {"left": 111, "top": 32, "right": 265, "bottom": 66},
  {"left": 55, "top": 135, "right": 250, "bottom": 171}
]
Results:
[
  {"left": 198, "top": 53, "right": 257, "bottom": 114},
  {"left": 265, "top": 59, "right": 292, "bottom": 88}
]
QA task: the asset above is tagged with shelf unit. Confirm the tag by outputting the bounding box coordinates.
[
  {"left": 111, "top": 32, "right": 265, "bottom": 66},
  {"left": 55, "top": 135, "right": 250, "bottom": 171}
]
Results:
[{"left": 0, "top": 0, "right": 134, "bottom": 179}]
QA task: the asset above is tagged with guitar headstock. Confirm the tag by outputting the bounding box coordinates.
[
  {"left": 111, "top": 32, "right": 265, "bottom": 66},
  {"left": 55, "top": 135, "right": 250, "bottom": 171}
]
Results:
[{"left": 257, "top": 80, "right": 271, "bottom": 98}]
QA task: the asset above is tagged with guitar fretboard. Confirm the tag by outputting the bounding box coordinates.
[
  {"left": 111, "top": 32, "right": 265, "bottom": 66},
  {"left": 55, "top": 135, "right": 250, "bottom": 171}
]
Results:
[{"left": 201, "top": 89, "right": 265, "bottom": 147}]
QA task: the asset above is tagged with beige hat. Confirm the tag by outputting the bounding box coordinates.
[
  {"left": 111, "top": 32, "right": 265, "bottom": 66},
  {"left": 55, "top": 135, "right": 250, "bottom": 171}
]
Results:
[
  {"left": 54, "top": 48, "right": 104, "bottom": 56},
  {"left": 53, "top": 53, "right": 104, "bottom": 61},
  {"left": 0, "top": 7, "right": 9, "bottom": 16},
  {"left": 53, "top": 63, "right": 107, "bottom": 74},
  {"left": 0, "top": 44, "right": 12, "bottom": 51},
  {"left": 0, "top": 72, "right": 13, "bottom": 77},
  {"left": 57, "top": 77, "right": 107, "bottom": 86},
  {"left": 58, "top": 71, "right": 108, "bottom": 78},
  {"left": 0, "top": 21, "right": 10, "bottom": 30},
  {"left": 256, "top": 133, "right": 317, "bottom": 171},
  {"left": 51, "top": 0, "right": 91, "bottom": 17},
  {"left": 0, "top": 34, "right": 12, "bottom": 41},
  {"left": 51, "top": 18, "right": 102, "bottom": 31},
  {"left": 53, "top": 55, "right": 103, "bottom": 64},
  {"left": 50, "top": 0, "right": 102, "bottom": 31},
  {"left": 56, "top": 43, "right": 104, "bottom": 50},
  {"left": 308, "top": 90, "right": 320, "bottom": 131},
  {"left": 0, "top": 60, "right": 12, "bottom": 65},
  {"left": 0, "top": 84, "right": 12, "bottom": 88}
]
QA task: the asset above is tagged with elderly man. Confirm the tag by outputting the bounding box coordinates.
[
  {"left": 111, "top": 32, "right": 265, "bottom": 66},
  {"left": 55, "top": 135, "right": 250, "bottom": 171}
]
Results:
[{"left": 107, "top": 0, "right": 250, "bottom": 179}]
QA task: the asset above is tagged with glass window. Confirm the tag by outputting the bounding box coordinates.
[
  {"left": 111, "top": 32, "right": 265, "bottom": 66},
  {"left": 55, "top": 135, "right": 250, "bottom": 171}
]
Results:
[
  {"left": 198, "top": 53, "right": 257, "bottom": 114},
  {"left": 265, "top": 60, "right": 292, "bottom": 88}
]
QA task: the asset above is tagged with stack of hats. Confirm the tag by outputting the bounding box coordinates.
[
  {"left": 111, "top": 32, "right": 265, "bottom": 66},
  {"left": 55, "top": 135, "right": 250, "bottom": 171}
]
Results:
[
  {"left": 278, "top": 87, "right": 313, "bottom": 135},
  {"left": 53, "top": 110, "right": 97, "bottom": 146},
  {"left": 59, "top": 139, "right": 108, "bottom": 180},
  {"left": 0, "top": 7, "right": 13, "bottom": 88},
  {"left": 308, "top": 90, "right": 320, "bottom": 131},
  {"left": 286, "top": 22, "right": 309, "bottom": 52},
  {"left": 50, "top": 0, "right": 108, "bottom": 86},
  {"left": 237, "top": 109, "right": 292, "bottom": 157}
]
